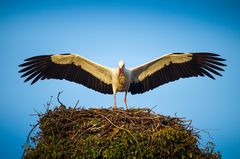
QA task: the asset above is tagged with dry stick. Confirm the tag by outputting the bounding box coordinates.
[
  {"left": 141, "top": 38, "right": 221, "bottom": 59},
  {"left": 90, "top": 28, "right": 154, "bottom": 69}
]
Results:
[
  {"left": 149, "top": 105, "right": 158, "bottom": 113},
  {"left": 195, "top": 128, "right": 214, "bottom": 140},
  {"left": 21, "top": 122, "right": 40, "bottom": 159},
  {"left": 46, "top": 96, "right": 53, "bottom": 111},
  {"left": 185, "top": 119, "right": 192, "bottom": 129},
  {"left": 57, "top": 91, "right": 64, "bottom": 106},
  {"left": 98, "top": 114, "right": 143, "bottom": 159},
  {"left": 74, "top": 100, "right": 79, "bottom": 108}
]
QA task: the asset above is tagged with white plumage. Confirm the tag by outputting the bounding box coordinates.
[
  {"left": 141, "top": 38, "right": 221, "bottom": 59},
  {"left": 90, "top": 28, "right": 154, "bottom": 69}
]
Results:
[{"left": 19, "top": 52, "right": 226, "bottom": 109}]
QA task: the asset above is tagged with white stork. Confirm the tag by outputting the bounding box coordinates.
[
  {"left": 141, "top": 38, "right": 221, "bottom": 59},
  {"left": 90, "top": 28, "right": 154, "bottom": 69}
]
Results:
[{"left": 19, "top": 52, "right": 226, "bottom": 109}]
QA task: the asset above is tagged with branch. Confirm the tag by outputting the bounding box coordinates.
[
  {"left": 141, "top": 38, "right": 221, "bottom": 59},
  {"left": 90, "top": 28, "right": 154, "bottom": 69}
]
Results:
[
  {"left": 57, "top": 91, "right": 64, "bottom": 106},
  {"left": 21, "top": 122, "right": 40, "bottom": 159}
]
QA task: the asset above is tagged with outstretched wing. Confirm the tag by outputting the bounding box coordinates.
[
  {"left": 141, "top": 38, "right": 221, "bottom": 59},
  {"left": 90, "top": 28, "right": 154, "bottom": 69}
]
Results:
[
  {"left": 19, "top": 54, "right": 113, "bottom": 94},
  {"left": 129, "top": 52, "right": 226, "bottom": 94}
]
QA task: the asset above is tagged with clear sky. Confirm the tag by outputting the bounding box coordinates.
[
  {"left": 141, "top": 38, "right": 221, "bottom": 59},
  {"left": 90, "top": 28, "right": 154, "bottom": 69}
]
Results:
[{"left": 1, "top": 0, "right": 240, "bottom": 158}]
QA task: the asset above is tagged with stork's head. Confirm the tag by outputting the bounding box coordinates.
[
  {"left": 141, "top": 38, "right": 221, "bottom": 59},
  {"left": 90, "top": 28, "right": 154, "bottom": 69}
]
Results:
[
  {"left": 118, "top": 60, "right": 125, "bottom": 77},
  {"left": 118, "top": 60, "right": 125, "bottom": 69}
]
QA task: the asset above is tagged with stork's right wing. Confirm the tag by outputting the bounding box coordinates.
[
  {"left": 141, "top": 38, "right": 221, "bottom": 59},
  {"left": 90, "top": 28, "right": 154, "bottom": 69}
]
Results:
[{"left": 19, "top": 54, "right": 113, "bottom": 94}]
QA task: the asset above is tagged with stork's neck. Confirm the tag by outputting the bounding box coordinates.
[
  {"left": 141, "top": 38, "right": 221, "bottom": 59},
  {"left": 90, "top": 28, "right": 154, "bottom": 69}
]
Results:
[
  {"left": 118, "top": 67, "right": 124, "bottom": 78},
  {"left": 118, "top": 68, "right": 126, "bottom": 85}
]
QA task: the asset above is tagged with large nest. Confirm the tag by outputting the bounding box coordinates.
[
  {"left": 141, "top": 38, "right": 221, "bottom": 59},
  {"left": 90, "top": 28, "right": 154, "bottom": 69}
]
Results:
[{"left": 23, "top": 105, "right": 221, "bottom": 159}]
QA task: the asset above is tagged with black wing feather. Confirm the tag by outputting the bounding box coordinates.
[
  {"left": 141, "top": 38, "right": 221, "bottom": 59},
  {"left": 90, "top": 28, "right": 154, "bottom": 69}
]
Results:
[
  {"left": 129, "top": 53, "right": 226, "bottom": 94},
  {"left": 19, "top": 54, "right": 113, "bottom": 94}
]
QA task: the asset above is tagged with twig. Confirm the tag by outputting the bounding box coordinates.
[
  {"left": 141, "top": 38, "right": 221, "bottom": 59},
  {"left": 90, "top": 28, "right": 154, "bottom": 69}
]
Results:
[
  {"left": 74, "top": 100, "right": 79, "bottom": 108},
  {"left": 46, "top": 96, "right": 53, "bottom": 111},
  {"left": 194, "top": 128, "right": 214, "bottom": 140},
  {"left": 149, "top": 105, "right": 158, "bottom": 113},
  {"left": 185, "top": 119, "right": 192, "bottom": 129},
  {"left": 57, "top": 91, "right": 64, "bottom": 106},
  {"left": 33, "top": 109, "right": 42, "bottom": 117},
  {"left": 21, "top": 122, "right": 40, "bottom": 159}
]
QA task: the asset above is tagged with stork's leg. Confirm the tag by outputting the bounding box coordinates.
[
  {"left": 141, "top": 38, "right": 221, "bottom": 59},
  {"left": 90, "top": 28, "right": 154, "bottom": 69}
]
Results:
[
  {"left": 114, "top": 93, "right": 117, "bottom": 110},
  {"left": 124, "top": 91, "right": 128, "bottom": 110}
]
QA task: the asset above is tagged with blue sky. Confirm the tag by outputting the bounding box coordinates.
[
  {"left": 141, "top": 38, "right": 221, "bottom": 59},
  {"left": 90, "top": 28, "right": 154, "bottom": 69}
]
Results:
[{"left": 1, "top": 0, "right": 240, "bottom": 158}]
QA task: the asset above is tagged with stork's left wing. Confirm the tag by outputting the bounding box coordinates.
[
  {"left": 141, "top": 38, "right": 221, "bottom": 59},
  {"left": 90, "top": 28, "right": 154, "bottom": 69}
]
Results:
[{"left": 129, "top": 52, "right": 226, "bottom": 94}]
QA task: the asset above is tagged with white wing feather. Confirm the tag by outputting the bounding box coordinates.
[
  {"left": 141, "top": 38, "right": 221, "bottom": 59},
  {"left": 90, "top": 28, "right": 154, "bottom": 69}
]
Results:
[
  {"left": 130, "top": 53, "right": 193, "bottom": 82},
  {"left": 51, "top": 54, "right": 112, "bottom": 84}
]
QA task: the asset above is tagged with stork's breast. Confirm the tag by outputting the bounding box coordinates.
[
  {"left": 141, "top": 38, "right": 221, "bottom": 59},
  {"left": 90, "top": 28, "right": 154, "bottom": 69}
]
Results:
[
  {"left": 118, "top": 74, "right": 126, "bottom": 84},
  {"left": 117, "top": 74, "right": 127, "bottom": 91}
]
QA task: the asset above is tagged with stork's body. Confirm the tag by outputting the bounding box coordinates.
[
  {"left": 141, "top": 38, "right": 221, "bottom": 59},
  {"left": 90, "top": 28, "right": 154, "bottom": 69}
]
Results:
[
  {"left": 111, "top": 61, "right": 131, "bottom": 109},
  {"left": 19, "top": 52, "right": 226, "bottom": 109}
]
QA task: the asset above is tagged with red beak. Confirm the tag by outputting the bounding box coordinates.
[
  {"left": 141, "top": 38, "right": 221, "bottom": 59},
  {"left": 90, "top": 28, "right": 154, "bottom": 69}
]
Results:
[{"left": 118, "top": 68, "right": 123, "bottom": 78}]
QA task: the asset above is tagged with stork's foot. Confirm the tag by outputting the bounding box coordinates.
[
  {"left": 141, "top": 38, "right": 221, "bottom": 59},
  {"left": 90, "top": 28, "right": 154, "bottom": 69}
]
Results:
[
  {"left": 113, "top": 102, "right": 117, "bottom": 110},
  {"left": 124, "top": 98, "right": 128, "bottom": 110}
]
